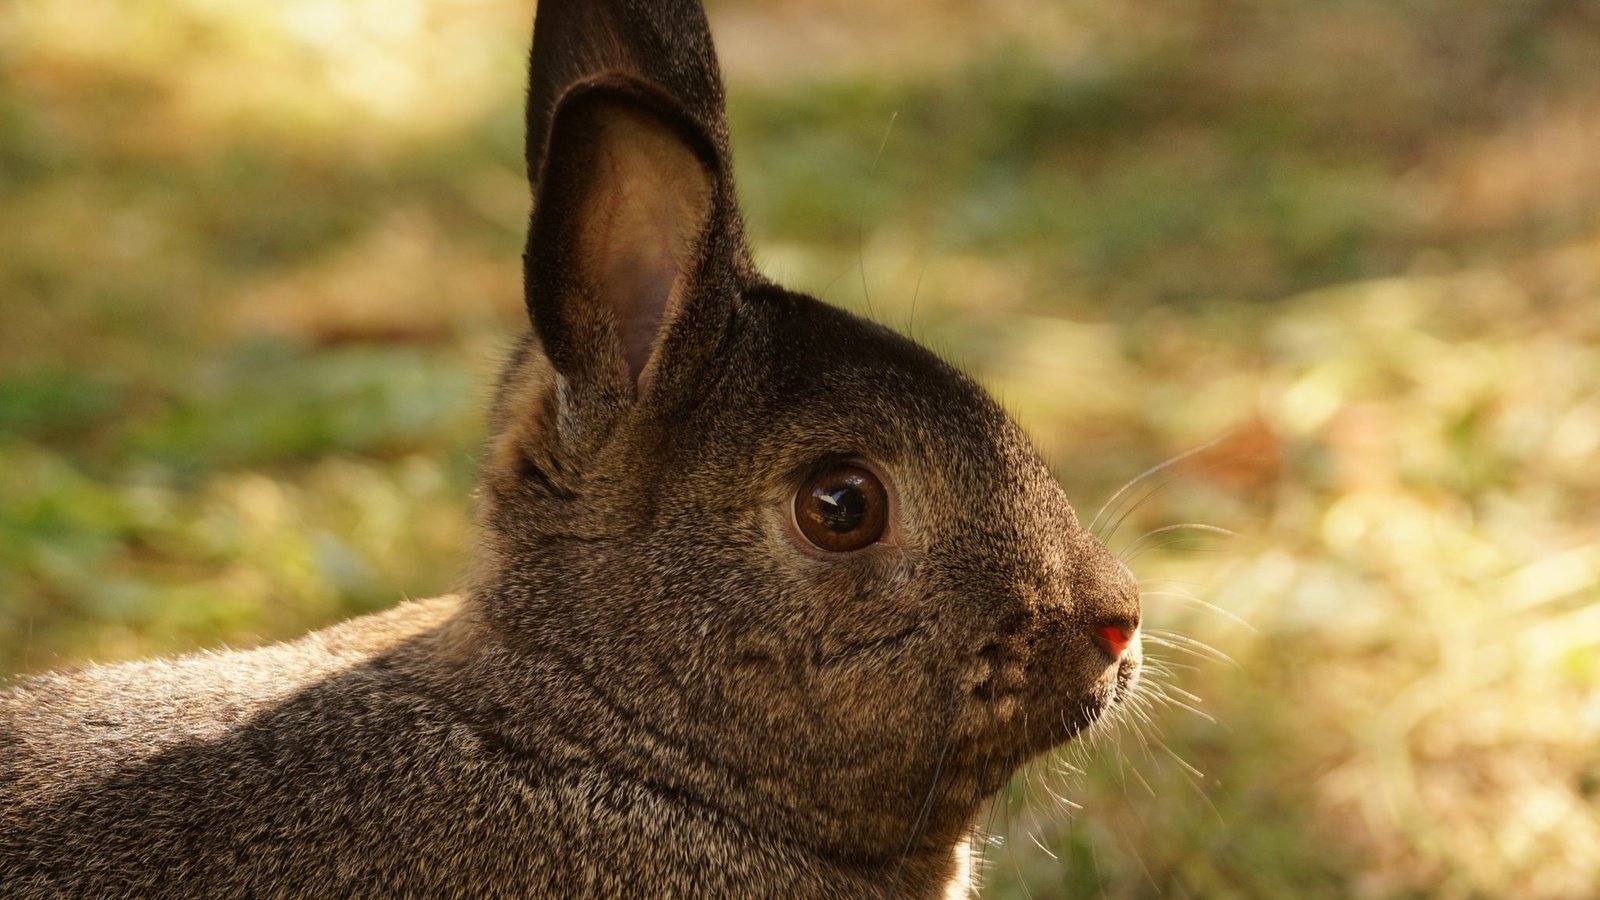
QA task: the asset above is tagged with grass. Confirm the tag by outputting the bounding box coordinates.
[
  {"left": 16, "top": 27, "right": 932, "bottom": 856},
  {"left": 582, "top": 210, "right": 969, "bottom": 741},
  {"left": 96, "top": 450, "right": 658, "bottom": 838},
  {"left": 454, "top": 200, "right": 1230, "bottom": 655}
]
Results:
[{"left": 2, "top": 0, "right": 1597, "bottom": 896}]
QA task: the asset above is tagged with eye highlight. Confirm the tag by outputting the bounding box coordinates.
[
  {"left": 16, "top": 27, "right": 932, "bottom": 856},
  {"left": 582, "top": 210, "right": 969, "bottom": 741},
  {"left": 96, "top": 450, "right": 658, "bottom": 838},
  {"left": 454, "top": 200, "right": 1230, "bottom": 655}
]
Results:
[{"left": 794, "top": 464, "right": 889, "bottom": 552}]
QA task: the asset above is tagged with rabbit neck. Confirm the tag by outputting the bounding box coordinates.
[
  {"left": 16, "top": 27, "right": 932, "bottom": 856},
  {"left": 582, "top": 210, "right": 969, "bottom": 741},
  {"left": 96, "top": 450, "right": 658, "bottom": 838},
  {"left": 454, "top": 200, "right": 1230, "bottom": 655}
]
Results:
[{"left": 417, "top": 590, "right": 979, "bottom": 895}]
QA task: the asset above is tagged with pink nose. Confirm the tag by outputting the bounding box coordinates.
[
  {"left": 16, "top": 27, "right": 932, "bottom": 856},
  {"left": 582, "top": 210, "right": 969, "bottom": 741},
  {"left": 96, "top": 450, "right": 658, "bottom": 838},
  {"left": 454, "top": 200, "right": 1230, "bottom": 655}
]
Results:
[{"left": 1095, "top": 622, "right": 1134, "bottom": 658}]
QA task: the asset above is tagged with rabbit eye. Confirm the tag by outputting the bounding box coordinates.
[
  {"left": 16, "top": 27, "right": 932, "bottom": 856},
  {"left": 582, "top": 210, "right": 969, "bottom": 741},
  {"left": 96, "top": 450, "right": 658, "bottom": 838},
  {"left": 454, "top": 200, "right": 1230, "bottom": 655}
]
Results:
[{"left": 795, "top": 464, "right": 888, "bottom": 552}]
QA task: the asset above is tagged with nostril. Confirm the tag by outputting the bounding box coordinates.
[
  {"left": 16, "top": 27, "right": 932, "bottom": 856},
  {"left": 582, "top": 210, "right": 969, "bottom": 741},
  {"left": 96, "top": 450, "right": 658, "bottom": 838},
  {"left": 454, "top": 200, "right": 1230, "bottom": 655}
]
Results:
[{"left": 1092, "top": 618, "right": 1137, "bottom": 659}]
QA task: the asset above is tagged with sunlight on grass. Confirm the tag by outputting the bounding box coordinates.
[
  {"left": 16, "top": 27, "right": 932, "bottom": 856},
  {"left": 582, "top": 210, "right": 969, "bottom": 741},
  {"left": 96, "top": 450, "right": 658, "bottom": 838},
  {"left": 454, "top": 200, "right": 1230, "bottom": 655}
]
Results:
[{"left": 2, "top": 0, "right": 1597, "bottom": 896}]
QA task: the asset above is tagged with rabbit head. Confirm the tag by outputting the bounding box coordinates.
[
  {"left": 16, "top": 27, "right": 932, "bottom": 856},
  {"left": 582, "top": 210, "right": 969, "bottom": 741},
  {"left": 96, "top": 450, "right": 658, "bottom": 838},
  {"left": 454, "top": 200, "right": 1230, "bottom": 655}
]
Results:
[{"left": 471, "top": 0, "right": 1142, "bottom": 866}]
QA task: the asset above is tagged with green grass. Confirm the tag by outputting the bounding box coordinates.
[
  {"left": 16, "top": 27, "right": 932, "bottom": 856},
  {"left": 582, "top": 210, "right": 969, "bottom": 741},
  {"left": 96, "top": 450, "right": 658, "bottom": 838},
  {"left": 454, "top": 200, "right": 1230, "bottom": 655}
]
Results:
[{"left": 2, "top": 0, "right": 1598, "bottom": 896}]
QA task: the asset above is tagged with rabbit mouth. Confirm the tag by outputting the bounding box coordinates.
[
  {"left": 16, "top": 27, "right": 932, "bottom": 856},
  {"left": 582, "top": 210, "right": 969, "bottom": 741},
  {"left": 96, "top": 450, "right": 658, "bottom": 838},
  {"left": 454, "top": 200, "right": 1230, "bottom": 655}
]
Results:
[
  {"left": 962, "top": 640, "right": 1143, "bottom": 766},
  {"left": 1113, "top": 652, "right": 1141, "bottom": 698},
  {"left": 1081, "top": 648, "right": 1143, "bottom": 718}
]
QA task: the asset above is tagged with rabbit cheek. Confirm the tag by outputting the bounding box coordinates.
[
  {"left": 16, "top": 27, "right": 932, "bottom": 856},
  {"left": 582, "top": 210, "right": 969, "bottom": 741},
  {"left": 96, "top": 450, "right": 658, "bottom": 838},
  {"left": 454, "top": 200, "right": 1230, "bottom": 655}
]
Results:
[{"left": 948, "top": 610, "right": 1128, "bottom": 764}]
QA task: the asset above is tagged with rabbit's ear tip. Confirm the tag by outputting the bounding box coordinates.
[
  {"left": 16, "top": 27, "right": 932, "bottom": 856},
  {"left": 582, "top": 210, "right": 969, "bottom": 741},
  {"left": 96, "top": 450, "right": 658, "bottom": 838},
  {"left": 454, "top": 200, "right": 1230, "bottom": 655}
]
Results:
[{"left": 525, "top": 0, "right": 732, "bottom": 190}]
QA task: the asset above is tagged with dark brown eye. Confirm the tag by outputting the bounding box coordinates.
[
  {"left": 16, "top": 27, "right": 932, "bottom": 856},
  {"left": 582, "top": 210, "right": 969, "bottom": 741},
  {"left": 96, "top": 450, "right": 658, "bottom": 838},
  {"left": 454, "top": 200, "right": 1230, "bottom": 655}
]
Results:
[{"left": 794, "top": 464, "right": 889, "bottom": 552}]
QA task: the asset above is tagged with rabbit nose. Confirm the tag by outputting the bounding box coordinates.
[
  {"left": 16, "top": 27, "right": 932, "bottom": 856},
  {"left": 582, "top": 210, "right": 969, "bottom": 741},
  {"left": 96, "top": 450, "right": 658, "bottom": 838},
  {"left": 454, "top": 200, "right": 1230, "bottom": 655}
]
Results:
[{"left": 1092, "top": 616, "right": 1138, "bottom": 660}]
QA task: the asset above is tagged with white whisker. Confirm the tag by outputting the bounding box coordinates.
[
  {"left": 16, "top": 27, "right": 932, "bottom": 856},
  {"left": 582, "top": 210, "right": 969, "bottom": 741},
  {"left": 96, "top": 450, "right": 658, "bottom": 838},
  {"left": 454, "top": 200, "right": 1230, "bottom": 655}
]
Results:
[
  {"left": 1087, "top": 431, "right": 1235, "bottom": 537},
  {"left": 1122, "top": 536, "right": 1233, "bottom": 564},
  {"left": 1140, "top": 589, "right": 1256, "bottom": 631},
  {"left": 1120, "top": 523, "right": 1240, "bottom": 558},
  {"left": 1144, "top": 630, "right": 1239, "bottom": 667}
]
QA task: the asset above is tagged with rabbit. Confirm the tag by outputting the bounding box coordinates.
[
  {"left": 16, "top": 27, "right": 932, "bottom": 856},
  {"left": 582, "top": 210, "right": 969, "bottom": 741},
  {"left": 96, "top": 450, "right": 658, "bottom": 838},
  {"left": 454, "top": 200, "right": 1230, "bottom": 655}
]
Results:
[{"left": 0, "top": 0, "right": 1143, "bottom": 897}]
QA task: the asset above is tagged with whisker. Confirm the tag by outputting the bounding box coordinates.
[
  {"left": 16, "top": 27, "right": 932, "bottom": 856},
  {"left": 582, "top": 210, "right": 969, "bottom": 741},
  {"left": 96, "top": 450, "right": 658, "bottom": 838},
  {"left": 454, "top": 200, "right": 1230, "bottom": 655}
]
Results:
[
  {"left": 1140, "top": 589, "right": 1255, "bottom": 632},
  {"left": 1115, "top": 794, "right": 1174, "bottom": 899},
  {"left": 1040, "top": 759, "right": 1084, "bottom": 811},
  {"left": 1143, "top": 686, "right": 1218, "bottom": 725},
  {"left": 1099, "top": 475, "right": 1178, "bottom": 548},
  {"left": 1145, "top": 629, "right": 1238, "bottom": 667},
  {"left": 907, "top": 254, "right": 929, "bottom": 338},
  {"left": 1149, "top": 730, "right": 1229, "bottom": 827},
  {"left": 1151, "top": 734, "right": 1207, "bottom": 781},
  {"left": 887, "top": 686, "right": 956, "bottom": 899},
  {"left": 1087, "top": 431, "right": 1235, "bottom": 537},
  {"left": 1158, "top": 682, "right": 1210, "bottom": 708},
  {"left": 1050, "top": 754, "right": 1086, "bottom": 778},
  {"left": 1121, "top": 734, "right": 1160, "bottom": 798},
  {"left": 980, "top": 755, "right": 1006, "bottom": 839},
  {"left": 1140, "top": 634, "right": 1225, "bottom": 665},
  {"left": 854, "top": 111, "right": 898, "bottom": 320},
  {"left": 1027, "top": 828, "right": 1059, "bottom": 860},
  {"left": 1119, "top": 523, "right": 1240, "bottom": 559},
  {"left": 1122, "top": 536, "right": 1233, "bottom": 565},
  {"left": 1138, "top": 655, "right": 1199, "bottom": 677}
]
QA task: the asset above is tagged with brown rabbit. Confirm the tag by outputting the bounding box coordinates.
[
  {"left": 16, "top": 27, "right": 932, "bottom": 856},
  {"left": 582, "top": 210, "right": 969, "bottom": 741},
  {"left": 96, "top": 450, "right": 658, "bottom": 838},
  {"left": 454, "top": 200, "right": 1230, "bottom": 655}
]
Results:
[{"left": 0, "top": 1, "right": 1142, "bottom": 896}]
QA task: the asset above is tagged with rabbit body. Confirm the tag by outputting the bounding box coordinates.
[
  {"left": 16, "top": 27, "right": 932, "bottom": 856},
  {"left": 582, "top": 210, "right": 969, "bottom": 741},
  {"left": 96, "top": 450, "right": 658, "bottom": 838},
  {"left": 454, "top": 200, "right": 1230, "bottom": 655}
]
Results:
[
  {"left": 0, "top": 1, "right": 1141, "bottom": 897},
  {"left": 4, "top": 597, "right": 967, "bottom": 897}
]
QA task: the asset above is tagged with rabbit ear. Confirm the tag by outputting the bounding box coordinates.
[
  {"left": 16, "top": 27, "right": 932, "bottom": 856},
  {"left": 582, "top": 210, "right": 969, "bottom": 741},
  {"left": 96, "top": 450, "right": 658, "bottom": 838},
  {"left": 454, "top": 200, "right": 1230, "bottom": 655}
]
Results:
[
  {"left": 522, "top": 0, "right": 746, "bottom": 403},
  {"left": 524, "top": 82, "right": 726, "bottom": 400}
]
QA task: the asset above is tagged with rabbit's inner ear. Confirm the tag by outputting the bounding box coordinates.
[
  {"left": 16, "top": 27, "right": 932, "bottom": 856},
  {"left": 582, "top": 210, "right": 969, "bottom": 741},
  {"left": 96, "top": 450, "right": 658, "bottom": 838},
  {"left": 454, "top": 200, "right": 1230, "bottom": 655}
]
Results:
[
  {"left": 577, "top": 108, "right": 713, "bottom": 394},
  {"left": 526, "top": 88, "right": 715, "bottom": 402}
]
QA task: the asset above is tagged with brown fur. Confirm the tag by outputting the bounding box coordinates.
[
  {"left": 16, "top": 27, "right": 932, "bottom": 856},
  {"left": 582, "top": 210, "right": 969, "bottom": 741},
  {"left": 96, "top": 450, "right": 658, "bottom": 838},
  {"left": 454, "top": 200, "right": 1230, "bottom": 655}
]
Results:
[{"left": 0, "top": 1, "right": 1141, "bottom": 896}]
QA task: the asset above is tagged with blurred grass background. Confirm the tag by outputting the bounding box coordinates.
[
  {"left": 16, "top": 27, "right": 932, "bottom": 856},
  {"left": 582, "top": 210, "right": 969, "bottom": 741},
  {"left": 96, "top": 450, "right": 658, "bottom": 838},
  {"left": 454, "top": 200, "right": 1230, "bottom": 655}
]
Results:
[{"left": 2, "top": 0, "right": 1597, "bottom": 896}]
